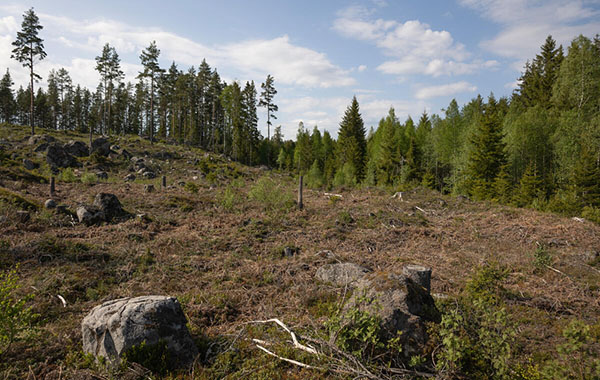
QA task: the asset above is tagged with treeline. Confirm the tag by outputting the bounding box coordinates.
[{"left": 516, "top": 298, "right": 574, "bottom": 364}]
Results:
[
  {"left": 285, "top": 34, "right": 600, "bottom": 216},
  {"left": 2, "top": 8, "right": 283, "bottom": 166}
]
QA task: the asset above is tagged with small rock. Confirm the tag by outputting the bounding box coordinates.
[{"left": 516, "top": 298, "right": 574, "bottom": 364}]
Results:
[
  {"left": 56, "top": 205, "right": 68, "bottom": 214},
  {"left": 144, "top": 184, "right": 155, "bottom": 193},
  {"left": 0, "top": 215, "right": 7, "bottom": 223},
  {"left": 23, "top": 158, "right": 36, "bottom": 170},
  {"left": 120, "top": 149, "right": 132, "bottom": 160},
  {"left": 316, "top": 250, "right": 335, "bottom": 259},
  {"left": 44, "top": 199, "right": 57, "bottom": 209},
  {"left": 110, "top": 144, "right": 120, "bottom": 151},
  {"left": 142, "top": 171, "right": 156, "bottom": 179},
  {"left": 95, "top": 171, "right": 108, "bottom": 180},
  {"left": 283, "top": 246, "right": 298, "bottom": 257},
  {"left": 76, "top": 205, "right": 103, "bottom": 226},
  {"left": 124, "top": 173, "right": 136, "bottom": 182}
]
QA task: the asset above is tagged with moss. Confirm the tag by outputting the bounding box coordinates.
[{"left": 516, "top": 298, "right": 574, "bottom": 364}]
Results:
[{"left": 0, "top": 187, "right": 40, "bottom": 211}]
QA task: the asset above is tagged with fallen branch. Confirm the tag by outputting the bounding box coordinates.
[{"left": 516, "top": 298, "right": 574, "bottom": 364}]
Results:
[
  {"left": 324, "top": 192, "right": 342, "bottom": 198},
  {"left": 253, "top": 341, "right": 322, "bottom": 370},
  {"left": 247, "top": 318, "right": 318, "bottom": 355},
  {"left": 57, "top": 295, "right": 67, "bottom": 307}
]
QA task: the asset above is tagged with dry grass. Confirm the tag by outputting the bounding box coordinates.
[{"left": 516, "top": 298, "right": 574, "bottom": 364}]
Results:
[{"left": 0, "top": 124, "right": 599, "bottom": 378}]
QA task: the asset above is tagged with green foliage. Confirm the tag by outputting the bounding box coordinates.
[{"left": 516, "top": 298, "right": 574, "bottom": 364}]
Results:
[
  {"left": 332, "top": 162, "right": 357, "bottom": 187},
  {"left": 58, "top": 167, "right": 78, "bottom": 183},
  {"left": 336, "top": 96, "right": 367, "bottom": 182},
  {"left": 81, "top": 172, "right": 96, "bottom": 184},
  {"left": 219, "top": 179, "right": 244, "bottom": 211},
  {"left": 123, "top": 339, "right": 171, "bottom": 375},
  {"left": 326, "top": 294, "right": 382, "bottom": 359},
  {"left": 533, "top": 244, "right": 552, "bottom": 268},
  {"left": 434, "top": 263, "right": 515, "bottom": 379},
  {"left": 542, "top": 319, "right": 600, "bottom": 379},
  {"left": 305, "top": 160, "right": 324, "bottom": 189},
  {"left": 183, "top": 181, "right": 199, "bottom": 194},
  {"left": 516, "top": 162, "right": 544, "bottom": 207},
  {"left": 0, "top": 269, "right": 36, "bottom": 356},
  {"left": 581, "top": 206, "right": 600, "bottom": 224},
  {"left": 0, "top": 187, "right": 39, "bottom": 211},
  {"left": 248, "top": 176, "right": 294, "bottom": 212}
]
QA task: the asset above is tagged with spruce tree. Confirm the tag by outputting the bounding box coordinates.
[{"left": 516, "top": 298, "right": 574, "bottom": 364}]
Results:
[
  {"left": 0, "top": 69, "right": 16, "bottom": 123},
  {"left": 516, "top": 162, "right": 544, "bottom": 206},
  {"left": 466, "top": 94, "right": 506, "bottom": 199},
  {"left": 258, "top": 74, "right": 278, "bottom": 140},
  {"left": 11, "top": 7, "right": 46, "bottom": 134},
  {"left": 336, "top": 96, "right": 367, "bottom": 183},
  {"left": 573, "top": 146, "right": 600, "bottom": 207}
]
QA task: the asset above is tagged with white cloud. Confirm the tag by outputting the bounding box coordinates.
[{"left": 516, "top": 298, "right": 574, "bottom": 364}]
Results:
[
  {"left": 459, "top": 0, "right": 600, "bottom": 71},
  {"left": 415, "top": 81, "right": 477, "bottom": 99},
  {"left": 357, "top": 64, "right": 367, "bottom": 72},
  {"left": 0, "top": 7, "right": 355, "bottom": 90},
  {"left": 333, "top": 6, "right": 495, "bottom": 77}
]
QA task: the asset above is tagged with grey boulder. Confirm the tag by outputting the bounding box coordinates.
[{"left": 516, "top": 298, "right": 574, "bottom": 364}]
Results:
[
  {"left": 64, "top": 140, "right": 89, "bottom": 157},
  {"left": 315, "top": 262, "right": 371, "bottom": 286},
  {"left": 81, "top": 296, "right": 198, "bottom": 368},
  {"left": 46, "top": 142, "right": 81, "bottom": 168}
]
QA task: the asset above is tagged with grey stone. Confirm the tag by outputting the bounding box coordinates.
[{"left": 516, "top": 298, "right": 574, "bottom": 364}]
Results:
[
  {"left": 44, "top": 199, "right": 57, "bottom": 209},
  {"left": 81, "top": 296, "right": 198, "bottom": 368},
  {"left": 46, "top": 142, "right": 81, "bottom": 169},
  {"left": 315, "top": 262, "right": 371, "bottom": 286},
  {"left": 64, "top": 140, "right": 89, "bottom": 157},
  {"left": 91, "top": 137, "right": 111, "bottom": 156},
  {"left": 341, "top": 265, "right": 440, "bottom": 357},
  {"left": 142, "top": 171, "right": 156, "bottom": 179},
  {"left": 28, "top": 134, "right": 55, "bottom": 146},
  {"left": 124, "top": 173, "right": 136, "bottom": 182},
  {"left": 283, "top": 246, "right": 298, "bottom": 257},
  {"left": 144, "top": 184, "right": 155, "bottom": 193},
  {"left": 92, "top": 193, "right": 126, "bottom": 222},
  {"left": 23, "top": 158, "right": 36, "bottom": 170},
  {"left": 33, "top": 143, "right": 49, "bottom": 152},
  {"left": 76, "top": 205, "right": 104, "bottom": 226},
  {"left": 95, "top": 171, "right": 108, "bottom": 180}
]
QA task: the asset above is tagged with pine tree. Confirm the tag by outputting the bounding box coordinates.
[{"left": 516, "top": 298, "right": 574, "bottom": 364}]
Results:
[
  {"left": 336, "top": 96, "right": 367, "bottom": 183},
  {"left": 138, "top": 41, "right": 163, "bottom": 144},
  {"left": 96, "top": 43, "right": 124, "bottom": 135},
  {"left": 0, "top": 69, "right": 16, "bottom": 123},
  {"left": 573, "top": 146, "right": 600, "bottom": 207},
  {"left": 56, "top": 68, "right": 72, "bottom": 130},
  {"left": 11, "top": 7, "right": 46, "bottom": 134},
  {"left": 258, "top": 74, "right": 278, "bottom": 141}
]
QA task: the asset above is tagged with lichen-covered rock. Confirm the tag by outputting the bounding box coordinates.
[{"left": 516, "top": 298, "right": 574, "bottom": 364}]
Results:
[
  {"left": 342, "top": 265, "right": 440, "bottom": 357},
  {"left": 64, "top": 140, "right": 89, "bottom": 157},
  {"left": 315, "top": 262, "right": 371, "bottom": 286},
  {"left": 92, "top": 193, "right": 126, "bottom": 222},
  {"left": 81, "top": 296, "right": 198, "bottom": 368}
]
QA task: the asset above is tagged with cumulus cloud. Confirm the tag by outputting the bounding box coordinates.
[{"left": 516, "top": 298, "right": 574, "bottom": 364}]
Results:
[
  {"left": 333, "top": 6, "right": 497, "bottom": 77},
  {"left": 459, "top": 0, "right": 600, "bottom": 70},
  {"left": 0, "top": 7, "right": 355, "bottom": 90},
  {"left": 415, "top": 81, "right": 477, "bottom": 99}
]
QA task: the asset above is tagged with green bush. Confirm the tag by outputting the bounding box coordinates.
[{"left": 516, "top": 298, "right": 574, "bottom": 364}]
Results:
[
  {"left": 123, "top": 339, "right": 171, "bottom": 375},
  {"left": 433, "top": 263, "right": 515, "bottom": 379},
  {"left": 248, "top": 176, "right": 294, "bottom": 212},
  {"left": 582, "top": 206, "right": 600, "bottom": 224},
  {"left": 0, "top": 269, "right": 36, "bottom": 355},
  {"left": 184, "top": 182, "right": 199, "bottom": 194},
  {"left": 533, "top": 245, "right": 552, "bottom": 268},
  {"left": 219, "top": 179, "right": 244, "bottom": 211},
  {"left": 81, "top": 172, "right": 97, "bottom": 184},
  {"left": 58, "top": 167, "right": 78, "bottom": 183}
]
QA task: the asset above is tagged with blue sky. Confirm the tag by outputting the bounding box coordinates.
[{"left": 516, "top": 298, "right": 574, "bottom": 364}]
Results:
[{"left": 1, "top": 1, "right": 599, "bottom": 139}]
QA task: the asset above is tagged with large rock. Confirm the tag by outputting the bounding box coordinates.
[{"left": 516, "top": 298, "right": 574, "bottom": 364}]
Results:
[
  {"left": 46, "top": 142, "right": 81, "bottom": 168},
  {"left": 76, "top": 193, "right": 128, "bottom": 225},
  {"left": 64, "top": 140, "right": 89, "bottom": 157},
  {"left": 81, "top": 296, "right": 198, "bottom": 368},
  {"left": 92, "top": 193, "right": 126, "bottom": 222},
  {"left": 91, "top": 137, "right": 112, "bottom": 156},
  {"left": 315, "top": 262, "right": 371, "bottom": 286},
  {"left": 338, "top": 265, "right": 440, "bottom": 357},
  {"left": 28, "top": 134, "right": 55, "bottom": 146}
]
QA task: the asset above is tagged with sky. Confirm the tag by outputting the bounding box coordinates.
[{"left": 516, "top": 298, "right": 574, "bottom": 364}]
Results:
[{"left": 1, "top": 0, "right": 599, "bottom": 139}]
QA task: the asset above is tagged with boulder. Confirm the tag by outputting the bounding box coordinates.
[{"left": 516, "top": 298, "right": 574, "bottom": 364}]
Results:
[
  {"left": 142, "top": 171, "right": 156, "bottom": 179},
  {"left": 92, "top": 193, "right": 126, "bottom": 222},
  {"left": 81, "top": 296, "right": 198, "bottom": 368},
  {"left": 91, "top": 137, "right": 112, "bottom": 156},
  {"left": 315, "top": 262, "right": 371, "bottom": 286},
  {"left": 46, "top": 142, "right": 81, "bottom": 169},
  {"left": 76, "top": 205, "right": 104, "bottom": 226},
  {"left": 341, "top": 265, "right": 440, "bottom": 357},
  {"left": 23, "top": 158, "right": 36, "bottom": 170},
  {"left": 64, "top": 140, "right": 89, "bottom": 157},
  {"left": 44, "top": 199, "right": 57, "bottom": 209},
  {"left": 28, "top": 134, "right": 55, "bottom": 146}
]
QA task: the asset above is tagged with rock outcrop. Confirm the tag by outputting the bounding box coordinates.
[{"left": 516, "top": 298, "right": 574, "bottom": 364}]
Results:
[
  {"left": 76, "top": 193, "right": 129, "bottom": 225},
  {"left": 81, "top": 296, "right": 198, "bottom": 368},
  {"left": 46, "top": 142, "right": 81, "bottom": 169}
]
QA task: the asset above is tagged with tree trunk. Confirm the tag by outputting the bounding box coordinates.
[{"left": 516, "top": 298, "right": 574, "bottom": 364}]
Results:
[
  {"left": 150, "top": 75, "right": 154, "bottom": 145},
  {"left": 29, "top": 46, "right": 34, "bottom": 135}
]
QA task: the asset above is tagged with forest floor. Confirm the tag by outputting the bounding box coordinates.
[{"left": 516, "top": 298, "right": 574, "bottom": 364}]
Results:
[{"left": 0, "top": 124, "right": 599, "bottom": 379}]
